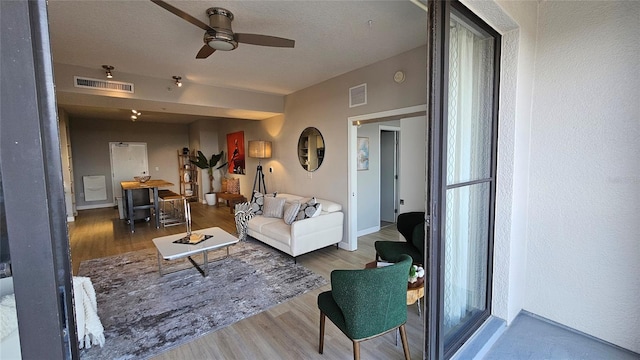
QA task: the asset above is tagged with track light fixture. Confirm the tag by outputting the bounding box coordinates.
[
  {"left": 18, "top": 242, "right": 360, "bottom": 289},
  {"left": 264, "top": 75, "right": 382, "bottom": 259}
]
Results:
[
  {"left": 131, "top": 109, "right": 141, "bottom": 121},
  {"left": 172, "top": 76, "right": 183, "bottom": 87},
  {"left": 102, "top": 65, "right": 114, "bottom": 79}
]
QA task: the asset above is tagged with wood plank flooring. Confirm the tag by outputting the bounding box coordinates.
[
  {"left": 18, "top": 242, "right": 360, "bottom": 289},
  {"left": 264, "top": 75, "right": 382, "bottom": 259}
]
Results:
[{"left": 68, "top": 202, "right": 425, "bottom": 359}]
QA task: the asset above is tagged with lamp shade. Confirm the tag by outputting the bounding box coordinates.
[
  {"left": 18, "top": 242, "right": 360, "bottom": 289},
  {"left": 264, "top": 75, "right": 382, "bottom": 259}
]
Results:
[{"left": 248, "top": 140, "right": 272, "bottom": 159}]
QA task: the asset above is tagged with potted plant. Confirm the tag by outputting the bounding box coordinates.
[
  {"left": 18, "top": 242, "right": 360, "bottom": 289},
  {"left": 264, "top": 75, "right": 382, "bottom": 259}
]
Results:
[{"left": 191, "top": 150, "right": 227, "bottom": 205}]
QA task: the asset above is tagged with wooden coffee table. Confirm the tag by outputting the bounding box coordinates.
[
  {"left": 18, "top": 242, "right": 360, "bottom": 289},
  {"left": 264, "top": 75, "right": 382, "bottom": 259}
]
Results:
[{"left": 152, "top": 227, "right": 239, "bottom": 277}]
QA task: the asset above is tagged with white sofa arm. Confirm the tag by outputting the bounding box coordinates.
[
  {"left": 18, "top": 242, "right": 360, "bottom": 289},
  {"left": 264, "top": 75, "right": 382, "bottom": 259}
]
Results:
[{"left": 290, "top": 212, "right": 344, "bottom": 256}]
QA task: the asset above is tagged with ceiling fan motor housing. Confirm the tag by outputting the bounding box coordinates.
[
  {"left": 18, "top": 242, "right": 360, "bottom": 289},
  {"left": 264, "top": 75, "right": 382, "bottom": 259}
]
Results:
[{"left": 205, "top": 7, "right": 237, "bottom": 51}]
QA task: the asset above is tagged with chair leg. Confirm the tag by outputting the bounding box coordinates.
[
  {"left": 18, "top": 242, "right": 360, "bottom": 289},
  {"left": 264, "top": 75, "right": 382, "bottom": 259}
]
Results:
[
  {"left": 352, "top": 340, "right": 360, "bottom": 360},
  {"left": 319, "top": 311, "right": 325, "bottom": 354},
  {"left": 399, "top": 324, "right": 411, "bottom": 360}
]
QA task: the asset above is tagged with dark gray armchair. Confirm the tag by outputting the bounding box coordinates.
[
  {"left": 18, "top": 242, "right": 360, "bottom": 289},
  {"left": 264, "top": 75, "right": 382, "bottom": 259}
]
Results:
[{"left": 374, "top": 211, "right": 425, "bottom": 264}]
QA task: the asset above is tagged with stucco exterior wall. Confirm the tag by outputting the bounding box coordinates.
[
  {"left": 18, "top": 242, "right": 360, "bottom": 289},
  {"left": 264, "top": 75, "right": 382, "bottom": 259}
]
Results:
[{"left": 525, "top": 1, "right": 640, "bottom": 352}]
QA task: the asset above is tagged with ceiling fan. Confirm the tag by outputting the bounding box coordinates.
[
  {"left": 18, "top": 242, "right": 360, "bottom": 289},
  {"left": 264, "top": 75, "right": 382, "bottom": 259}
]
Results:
[{"left": 151, "top": 0, "right": 295, "bottom": 59}]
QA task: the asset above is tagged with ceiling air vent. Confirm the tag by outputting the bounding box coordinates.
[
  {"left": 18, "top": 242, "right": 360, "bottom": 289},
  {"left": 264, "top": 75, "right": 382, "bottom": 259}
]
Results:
[{"left": 73, "top": 76, "right": 134, "bottom": 93}]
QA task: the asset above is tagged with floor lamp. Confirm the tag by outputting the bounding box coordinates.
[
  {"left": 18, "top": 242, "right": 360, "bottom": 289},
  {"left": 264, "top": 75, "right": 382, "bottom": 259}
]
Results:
[{"left": 248, "top": 140, "right": 272, "bottom": 202}]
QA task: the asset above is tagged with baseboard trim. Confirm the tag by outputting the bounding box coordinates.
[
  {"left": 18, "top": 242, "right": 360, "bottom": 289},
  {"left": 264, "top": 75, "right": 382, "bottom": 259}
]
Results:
[
  {"left": 76, "top": 202, "right": 115, "bottom": 211},
  {"left": 521, "top": 310, "right": 640, "bottom": 357},
  {"left": 451, "top": 316, "right": 506, "bottom": 360},
  {"left": 357, "top": 226, "right": 380, "bottom": 237}
]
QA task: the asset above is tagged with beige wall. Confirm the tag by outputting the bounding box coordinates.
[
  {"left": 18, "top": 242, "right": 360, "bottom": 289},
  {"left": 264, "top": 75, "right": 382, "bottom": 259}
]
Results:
[
  {"left": 203, "top": 46, "right": 427, "bottom": 240},
  {"left": 260, "top": 46, "right": 428, "bottom": 244},
  {"left": 69, "top": 118, "right": 189, "bottom": 208}
]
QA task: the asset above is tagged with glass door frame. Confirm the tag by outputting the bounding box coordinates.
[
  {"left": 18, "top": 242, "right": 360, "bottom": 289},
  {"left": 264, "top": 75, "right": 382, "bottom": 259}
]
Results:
[
  {"left": 426, "top": 0, "right": 501, "bottom": 358},
  {"left": 1, "top": 1, "right": 78, "bottom": 358}
]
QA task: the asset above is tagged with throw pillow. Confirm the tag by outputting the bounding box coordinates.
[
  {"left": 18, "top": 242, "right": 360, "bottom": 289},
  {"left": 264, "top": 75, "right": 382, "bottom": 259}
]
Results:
[
  {"left": 234, "top": 201, "right": 255, "bottom": 241},
  {"left": 283, "top": 201, "right": 301, "bottom": 225},
  {"left": 250, "top": 191, "right": 277, "bottom": 215},
  {"left": 227, "top": 178, "right": 240, "bottom": 194},
  {"left": 296, "top": 197, "right": 322, "bottom": 221},
  {"left": 0, "top": 294, "right": 17, "bottom": 341},
  {"left": 263, "top": 196, "right": 286, "bottom": 219}
]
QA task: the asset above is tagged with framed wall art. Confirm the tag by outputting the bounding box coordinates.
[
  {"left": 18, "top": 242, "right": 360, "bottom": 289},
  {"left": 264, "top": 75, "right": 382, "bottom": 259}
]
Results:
[
  {"left": 357, "top": 137, "right": 369, "bottom": 171},
  {"left": 227, "top": 131, "right": 246, "bottom": 175}
]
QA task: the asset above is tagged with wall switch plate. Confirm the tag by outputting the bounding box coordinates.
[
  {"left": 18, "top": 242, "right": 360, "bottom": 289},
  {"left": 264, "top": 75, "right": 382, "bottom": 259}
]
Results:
[
  {"left": 400, "top": 199, "right": 404, "bottom": 205},
  {"left": 269, "top": 167, "right": 273, "bottom": 173}
]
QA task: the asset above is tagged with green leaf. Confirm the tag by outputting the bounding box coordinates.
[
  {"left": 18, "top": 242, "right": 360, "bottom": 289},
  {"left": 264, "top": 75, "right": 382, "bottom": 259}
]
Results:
[{"left": 190, "top": 150, "right": 226, "bottom": 170}]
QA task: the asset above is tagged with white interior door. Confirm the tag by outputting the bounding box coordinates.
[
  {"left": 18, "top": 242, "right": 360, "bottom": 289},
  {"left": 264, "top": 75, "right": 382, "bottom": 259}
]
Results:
[
  {"left": 399, "top": 116, "right": 427, "bottom": 213},
  {"left": 109, "top": 142, "right": 149, "bottom": 203}
]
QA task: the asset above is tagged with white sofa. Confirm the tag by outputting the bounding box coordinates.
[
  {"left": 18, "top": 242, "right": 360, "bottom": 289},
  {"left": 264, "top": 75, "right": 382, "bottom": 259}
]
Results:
[{"left": 246, "top": 193, "right": 344, "bottom": 259}]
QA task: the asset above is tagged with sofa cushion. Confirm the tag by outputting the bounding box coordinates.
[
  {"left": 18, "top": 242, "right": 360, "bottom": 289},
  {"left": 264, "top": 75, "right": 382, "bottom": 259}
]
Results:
[
  {"left": 250, "top": 191, "right": 277, "bottom": 215},
  {"left": 276, "top": 193, "right": 305, "bottom": 204},
  {"left": 260, "top": 220, "right": 292, "bottom": 246},
  {"left": 296, "top": 197, "right": 322, "bottom": 221},
  {"left": 316, "top": 198, "right": 342, "bottom": 213},
  {"left": 263, "top": 196, "right": 286, "bottom": 218},
  {"left": 283, "top": 201, "right": 301, "bottom": 225},
  {"left": 247, "top": 215, "right": 281, "bottom": 233}
]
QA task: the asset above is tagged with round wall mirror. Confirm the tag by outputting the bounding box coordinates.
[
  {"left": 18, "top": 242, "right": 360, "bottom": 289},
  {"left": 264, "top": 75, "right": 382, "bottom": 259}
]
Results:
[{"left": 297, "top": 127, "right": 325, "bottom": 172}]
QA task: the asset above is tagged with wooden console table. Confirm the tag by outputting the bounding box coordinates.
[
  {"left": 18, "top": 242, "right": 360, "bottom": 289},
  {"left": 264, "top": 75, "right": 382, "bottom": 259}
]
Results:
[
  {"left": 121, "top": 179, "right": 174, "bottom": 233},
  {"left": 215, "top": 192, "right": 247, "bottom": 213}
]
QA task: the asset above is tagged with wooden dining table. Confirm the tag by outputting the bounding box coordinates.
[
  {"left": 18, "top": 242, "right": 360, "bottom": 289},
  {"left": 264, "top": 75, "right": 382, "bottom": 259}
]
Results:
[{"left": 121, "top": 179, "right": 174, "bottom": 233}]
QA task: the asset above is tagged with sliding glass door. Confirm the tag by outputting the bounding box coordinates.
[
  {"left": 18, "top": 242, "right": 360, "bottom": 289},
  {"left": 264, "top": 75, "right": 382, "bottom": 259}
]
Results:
[{"left": 426, "top": 1, "right": 500, "bottom": 358}]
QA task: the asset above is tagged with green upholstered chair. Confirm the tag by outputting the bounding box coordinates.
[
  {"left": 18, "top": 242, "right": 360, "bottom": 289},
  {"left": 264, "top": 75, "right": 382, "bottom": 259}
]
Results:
[
  {"left": 317, "top": 255, "right": 412, "bottom": 360},
  {"left": 375, "top": 211, "right": 425, "bottom": 264}
]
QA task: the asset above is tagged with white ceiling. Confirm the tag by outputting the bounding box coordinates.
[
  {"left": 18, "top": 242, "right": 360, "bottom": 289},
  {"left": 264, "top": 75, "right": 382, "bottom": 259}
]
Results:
[{"left": 47, "top": 0, "right": 427, "bottom": 123}]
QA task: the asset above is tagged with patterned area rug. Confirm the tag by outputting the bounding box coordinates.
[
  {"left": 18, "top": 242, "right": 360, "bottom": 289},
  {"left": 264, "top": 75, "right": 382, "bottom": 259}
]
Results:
[{"left": 78, "top": 239, "right": 326, "bottom": 360}]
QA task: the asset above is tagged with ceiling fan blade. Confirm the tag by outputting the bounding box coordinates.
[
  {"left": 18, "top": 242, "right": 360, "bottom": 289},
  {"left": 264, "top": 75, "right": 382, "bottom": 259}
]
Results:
[
  {"left": 235, "top": 33, "right": 295, "bottom": 48},
  {"left": 150, "top": 0, "right": 212, "bottom": 32},
  {"left": 196, "top": 45, "right": 216, "bottom": 59}
]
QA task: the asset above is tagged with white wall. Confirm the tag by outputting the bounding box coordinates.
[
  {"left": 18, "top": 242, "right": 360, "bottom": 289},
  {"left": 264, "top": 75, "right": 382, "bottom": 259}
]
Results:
[
  {"left": 58, "top": 108, "right": 76, "bottom": 221},
  {"left": 398, "top": 116, "right": 426, "bottom": 214},
  {"left": 188, "top": 119, "right": 223, "bottom": 199},
  {"left": 525, "top": 1, "right": 640, "bottom": 352},
  {"left": 356, "top": 123, "right": 381, "bottom": 233},
  {"left": 276, "top": 46, "right": 428, "bottom": 245},
  {"left": 355, "top": 116, "right": 425, "bottom": 234}
]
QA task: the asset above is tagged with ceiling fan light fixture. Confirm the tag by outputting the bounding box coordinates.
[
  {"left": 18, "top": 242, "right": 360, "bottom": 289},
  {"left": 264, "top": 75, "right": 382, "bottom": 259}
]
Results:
[
  {"left": 102, "top": 65, "right": 114, "bottom": 79},
  {"left": 205, "top": 30, "right": 237, "bottom": 51},
  {"left": 208, "top": 39, "right": 236, "bottom": 51}
]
